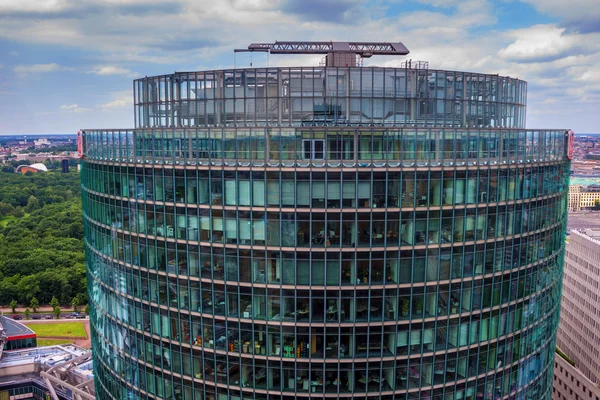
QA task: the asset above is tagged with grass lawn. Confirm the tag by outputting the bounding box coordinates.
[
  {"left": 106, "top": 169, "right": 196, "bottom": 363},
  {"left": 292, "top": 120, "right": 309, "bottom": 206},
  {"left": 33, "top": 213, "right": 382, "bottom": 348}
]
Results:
[
  {"left": 37, "top": 339, "right": 74, "bottom": 347},
  {"left": 24, "top": 322, "right": 87, "bottom": 338}
]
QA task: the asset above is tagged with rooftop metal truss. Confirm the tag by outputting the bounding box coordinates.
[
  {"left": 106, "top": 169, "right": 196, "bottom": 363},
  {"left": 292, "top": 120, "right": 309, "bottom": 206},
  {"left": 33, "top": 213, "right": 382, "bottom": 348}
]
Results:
[
  {"left": 235, "top": 41, "right": 409, "bottom": 57},
  {"left": 41, "top": 351, "right": 95, "bottom": 400}
]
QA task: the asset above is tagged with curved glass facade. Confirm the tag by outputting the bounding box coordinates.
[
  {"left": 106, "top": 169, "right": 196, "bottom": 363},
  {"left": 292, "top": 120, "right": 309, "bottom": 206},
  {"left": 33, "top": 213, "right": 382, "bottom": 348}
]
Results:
[
  {"left": 133, "top": 67, "right": 527, "bottom": 129},
  {"left": 82, "top": 67, "right": 569, "bottom": 400}
]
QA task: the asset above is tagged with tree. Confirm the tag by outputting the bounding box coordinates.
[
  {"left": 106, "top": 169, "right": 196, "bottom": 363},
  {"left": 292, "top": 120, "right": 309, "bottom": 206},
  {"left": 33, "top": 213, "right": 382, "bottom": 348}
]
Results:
[
  {"left": 30, "top": 297, "right": 39, "bottom": 313},
  {"left": 50, "top": 296, "right": 59, "bottom": 309},
  {"left": 594, "top": 199, "right": 600, "bottom": 210},
  {"left": 0, "top": 277, "right": 20, "bottom": 305},
  {"left": 71, "top": 296, "right": 80, "bottom": 312},
  {"left": 84, "top": 304, "right": 89, "bottom": 315},
  {"left": 24, "top": 307, "right": 30, "bottom": 319},
  {"left": 0, "top": 171, "right": 86, "bottom": 311},
  {"left": 9, "top": 299, "right": 17, "bottom": 313},
  {"left": 16, "top": 275, "right": 40, "bottom": 303},
  {"left": 24, "top": 195, "right": 40, "bottom": 213},
  {"left": 0, "top": 202, "right": 14, "bottom": 216},
  {"left": 53, "top": 306, "right": 61, "bottom": 319}
]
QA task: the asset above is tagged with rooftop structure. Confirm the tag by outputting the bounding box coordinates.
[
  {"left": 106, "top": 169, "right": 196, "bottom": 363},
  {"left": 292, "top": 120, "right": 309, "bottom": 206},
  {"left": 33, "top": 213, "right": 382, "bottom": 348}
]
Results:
[
  {"left": 235, "top": 41, "right": 410, "bottom": 67},
  {"left": 0, "top": 316, "right": 36, "bottom": 337},
  {"left": 0, "top": 316, "right": 36, "bottom": 353},
  {"left": 0, "top": 344, "right": 94, "bottom": 400},
  {"left": 82, "top": 41, "right": 570, "bottom": 400}
]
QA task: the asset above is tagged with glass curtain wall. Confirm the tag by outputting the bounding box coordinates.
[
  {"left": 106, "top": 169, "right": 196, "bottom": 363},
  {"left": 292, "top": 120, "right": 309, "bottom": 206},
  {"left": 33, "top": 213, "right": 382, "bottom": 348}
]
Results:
[{"left": 83, "top": 66, "right": 569, "bottom": 400}]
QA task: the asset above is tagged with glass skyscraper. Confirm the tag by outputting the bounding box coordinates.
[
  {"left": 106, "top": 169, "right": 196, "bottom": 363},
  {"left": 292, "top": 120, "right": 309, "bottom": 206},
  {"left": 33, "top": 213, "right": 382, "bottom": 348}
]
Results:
[{"left": 82, "top": 42, "right": 570, "bottom": 400}]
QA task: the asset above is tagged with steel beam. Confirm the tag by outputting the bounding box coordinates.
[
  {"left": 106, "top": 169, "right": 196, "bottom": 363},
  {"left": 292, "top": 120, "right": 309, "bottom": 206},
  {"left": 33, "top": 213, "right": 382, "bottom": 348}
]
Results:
[
  {"left": 235, "top": 41, "right": 409, "bottom": 56},
  {"left": 41, "top": 371, "right": 95, "bottom": 400},
  {"left": 40, "top": 351, "right": 95, "bottom": 400}
]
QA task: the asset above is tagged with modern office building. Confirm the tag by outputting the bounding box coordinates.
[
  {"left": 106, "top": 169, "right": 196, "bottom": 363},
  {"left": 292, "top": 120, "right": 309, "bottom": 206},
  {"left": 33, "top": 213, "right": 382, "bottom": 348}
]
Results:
[
  {"left": 81, "top": 41, "right": 571, "bottom": 400},
  {"left": 553, "top": 229, "right": 600, "bottom": 400}
]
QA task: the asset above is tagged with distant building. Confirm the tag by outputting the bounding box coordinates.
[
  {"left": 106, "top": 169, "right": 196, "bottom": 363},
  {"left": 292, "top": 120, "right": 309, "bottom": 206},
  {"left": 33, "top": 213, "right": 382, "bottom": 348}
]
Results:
[
  {"left": 15, "top": 163, "right": 48, "bottom": 174},
  {"left": 553, "top": 229, "right": 600, "bottom": 399},
  {"left": 0, "top": 316, "right": 37, "bottom": 352},
  {"left": 33, "top": 138, "right": 51, "bottom": 147},
  {"left": 569, "top": 185, "right": 582, "bottom": 211},
  {"left": 568, "top": 184, "right": 600, "bottom": 211},
  {"left": 13, "top": 153, "right": 76, "bottom": 162}
]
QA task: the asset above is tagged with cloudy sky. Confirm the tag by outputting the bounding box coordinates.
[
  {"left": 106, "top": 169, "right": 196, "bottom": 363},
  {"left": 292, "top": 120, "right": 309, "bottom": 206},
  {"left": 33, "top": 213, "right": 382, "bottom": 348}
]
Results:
[{"left": 0, "top": 0, "right": 598, "bottom": 134}]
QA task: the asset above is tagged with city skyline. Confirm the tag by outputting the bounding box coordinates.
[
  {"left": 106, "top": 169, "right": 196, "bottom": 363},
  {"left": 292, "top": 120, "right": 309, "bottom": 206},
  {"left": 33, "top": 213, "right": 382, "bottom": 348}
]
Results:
[{"left": 0, "top": 0, "right": 599, "bottom": 134}]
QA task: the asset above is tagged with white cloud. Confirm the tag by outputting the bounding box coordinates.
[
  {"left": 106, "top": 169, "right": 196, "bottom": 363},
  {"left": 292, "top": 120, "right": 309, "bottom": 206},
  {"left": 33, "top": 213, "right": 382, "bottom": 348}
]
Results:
[
  {"left": 417, "top": 0, "right": 461, "bottom": 6},
  {"left": 520, "top": 0, "right": 600, "bottom": 33},
  {"left": 0, "top": 0, "right": 598, "bottom": 132},
  {"left": 98, "top": 91, "right": 131, "bottom": 111},
  {"left": 88, "top": 66, "right": 139, "bottom": 78},
  {"left": 14, "top": 63, "right": 73, "bottom": 76},
  {"left": 0, "top": 0, "right": 71, "bottom": 13},
  {"left": 571, "top": 68, "right": 600, "bottom": 83},
  {"left": 60, "top": 104, "right": 90, "bottom": 113},
  {"left": 97, "top": 52, "right": 178, "bottom": 64},
  {"left": 498, "top": 25, "right": 586, "bottom": 62}
]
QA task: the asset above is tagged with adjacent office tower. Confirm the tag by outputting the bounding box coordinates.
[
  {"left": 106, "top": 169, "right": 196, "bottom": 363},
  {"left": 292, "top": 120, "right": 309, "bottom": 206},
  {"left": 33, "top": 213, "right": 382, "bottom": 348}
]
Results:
[
  {"left": 81, "top": 41, "right": 570, "bottom": 400},
  {"left": 552, "top": 229, "right": 600, "bottom": 400}
]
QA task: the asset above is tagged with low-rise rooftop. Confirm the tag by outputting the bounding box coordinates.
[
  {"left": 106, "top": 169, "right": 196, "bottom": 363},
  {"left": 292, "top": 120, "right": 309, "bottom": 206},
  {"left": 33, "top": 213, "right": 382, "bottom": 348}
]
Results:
[
  {"left": 0, "top": 316, "right": 36, "bottom": 338},
  {"left": 0, "top": 344, "right": 88, "bottom": 369}
]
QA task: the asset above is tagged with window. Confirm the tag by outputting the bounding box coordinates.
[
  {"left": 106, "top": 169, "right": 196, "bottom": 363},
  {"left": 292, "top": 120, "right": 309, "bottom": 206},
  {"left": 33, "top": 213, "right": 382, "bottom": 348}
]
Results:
[
  {"left": 302, "top": 139, "right": 325, "bottom": 160},
  {"left": 327, "top": 133, "right": 354, "bottom": 160}
]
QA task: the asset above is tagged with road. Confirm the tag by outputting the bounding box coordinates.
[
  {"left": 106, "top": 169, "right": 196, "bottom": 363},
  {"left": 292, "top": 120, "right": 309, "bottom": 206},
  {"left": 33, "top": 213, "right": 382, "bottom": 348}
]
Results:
[
  {"left": 5, "top": 313, "right": 88, "bottom": 321},
  {"left": 0, "top": 305, "right": 77, "bottom": 315}
]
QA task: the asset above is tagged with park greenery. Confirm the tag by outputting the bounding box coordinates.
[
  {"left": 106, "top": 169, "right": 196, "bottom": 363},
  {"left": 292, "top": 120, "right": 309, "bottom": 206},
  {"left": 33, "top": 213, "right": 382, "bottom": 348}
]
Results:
[
  {"left": 0, "top": 170, "right": 86, "bottom": 307},
  {"left": 23, "top": 321, "right": 87, "bottom": 338}
]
